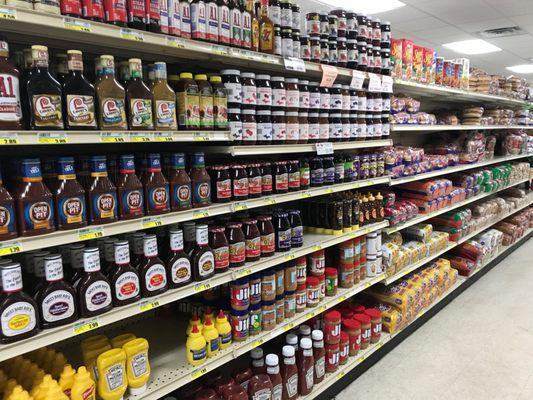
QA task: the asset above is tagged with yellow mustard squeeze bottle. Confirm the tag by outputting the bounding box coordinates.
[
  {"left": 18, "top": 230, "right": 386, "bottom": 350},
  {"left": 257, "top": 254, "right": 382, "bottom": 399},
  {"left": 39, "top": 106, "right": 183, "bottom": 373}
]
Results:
[
  {"left": 110, "top": 333, "right": 136, "bottom": 349},
  {"left": 70, "top": 367, "right": 95, "bottom": 400},
  {"left": 215, "top": 310, "right": 232, "bottom": 350},
  {"left": 186, "top": 314, "right": 203, "bottom": 336},
  {"left": 202, "top": 317, "right": 219, "bottom": 358},
  {"left": 5, "top": 386, "right": 32, "bottom": 400},
  {"left": 186, "top": 324, "right": 206, "bottom": 366},
  {"left": 96, "top": 349, "right": 127, "bottom": 400},
  {"left": 83, "top": 341, "right": 112, "bottom": 381},
  {"left": 123, "top": 338, "right": 150, "bottom": 395},
  {"left": 59, "top": 365, "right": 76, "bottom": 396}
]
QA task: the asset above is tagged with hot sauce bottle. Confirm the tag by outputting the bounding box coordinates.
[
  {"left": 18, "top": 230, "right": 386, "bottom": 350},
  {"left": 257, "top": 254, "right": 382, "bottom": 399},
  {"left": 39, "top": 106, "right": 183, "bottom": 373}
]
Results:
[
  {"left": 0, "top": 262, "right": 39, "bottom": 344},
  {"left": 96, "top": 55, "right": 127, "bottom": 130},
  {"left": 190, "top": 152, "right": 211, "bottom": 208},
  {"left": 138, "top": 234, "right": 168, "bottom": 297},
  {"left": 143, "top": 153, "right": 170, "bottom": 215},
  {"left": 166, "top": 228, "right": 192, "bottom": 288},
  {"left": 116, "top": 154, "right": 144, "bottom": 220},
  {"left": 35, "top": 254, "right": 78, "bottom": 329},
  {"left": 191, "top": 224, "right": 215, "bottom": 281},
  {"left": 281, "top": 345, "right": 298, "bottom": 400},
  {"left": 0, "top": 169, "right": 17, "bottom": 241},
  {"left": 62, "top": 50, "right": 97, "bottom": 130},
  {"left": 15, "top": 158, "right": 55, "bottom": 237},
  {"left": 0, "top": 39, "right": 23, "bottom": 130},
  {"left": 87, "top": 156, "right": 117, "bottom": 225},
  {"left": 76, "top": 248, "right": 113, "bottom": 318},
  {"left": 53, "top": 157, "right": 87, "bottom": 230},
  {"left": 107, "top": 240, "right": 141, "bottom": 306},
  {"left": 126, "top": 58, "right": 154, "bottom": 130},
  {"left": 25, "top": 45, "right": 63, "bottom": 130},
  {"left": 168, "top": 153, "right": 191, "bottom": 211}
]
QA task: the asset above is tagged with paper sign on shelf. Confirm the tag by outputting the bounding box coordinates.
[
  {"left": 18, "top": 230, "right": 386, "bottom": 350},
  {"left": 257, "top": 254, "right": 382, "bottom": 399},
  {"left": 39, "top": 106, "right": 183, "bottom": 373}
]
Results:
[
  {"left": 320, "top": 64, "right": 338, "bottom": 87},
  {"left": 0, "top": 7, "right": 16, "bottom": 20},
  {"left": 0, "top": 132, "right": 18, "bottom": 145},
  {"left": 350, "top": 70, "right": 365, "bottom": 90},
  {"left": 381, "top": 75, "right": 393, "bottom": 93},
  {"left": 316, "top": 142, "right": 334, "bottom": 155},
  {"left": 284, "top": 57, "right": 306, "bottom": 72},
  {"left": 166, "top": 36, "right": 186, "bottom": 48},
  {"left": 63, "top": 17, "right": 91, "bottom": 32},
  {"left": 368, "top": 73, "right": 382, "bottom": 92},
  {"left": 38, "top": 132, "right": 68, "bottom": 144},
  {"left": 120, "top": 28, "right": 144, "bottom": 41}
]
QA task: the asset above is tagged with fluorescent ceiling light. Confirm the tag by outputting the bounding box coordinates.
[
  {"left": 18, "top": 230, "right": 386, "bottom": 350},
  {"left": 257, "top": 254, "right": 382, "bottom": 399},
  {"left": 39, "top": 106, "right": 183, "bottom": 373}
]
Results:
[
  {"left": 318, "top": 0, "right": 405, "bottom": 14},
  {"left": 442, "top": 39, "right": 501, "bottom": 55},
  {"left": 507, "top": 64, "right": 533, "bottom": 74}
]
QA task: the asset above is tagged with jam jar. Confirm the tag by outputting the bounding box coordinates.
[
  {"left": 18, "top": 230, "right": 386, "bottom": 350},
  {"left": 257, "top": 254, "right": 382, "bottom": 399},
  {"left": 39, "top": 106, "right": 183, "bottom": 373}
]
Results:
[
  {"left": 232, "top": 164, "right": 249, "bottom": 201},
  {"left": 241, "top": 72, "right": 257, "bottom": 109},
  {"left": 319, "top": 86, "right": 330, "bottom": 111},
  {"left": 221, "top": 69, "right": 242, "bottom": 107},
  {"left": 243, "top": 219, "right": 261, "bottom": 262},
  {"left": 366, "top": 113, "right": 374, "bottom": 139},
  {"left": 329, "top": 113, "right": 342, "bottom": 142},
  {"left": 241, "top": 109, "right": 257, "bottom": 145},
  {"left": 308, "top": 81, "right": 320, "bottom": 111},
  {"left": 261, "top": 162, "right": 273, "bottom": 195},
  {"left": 300, "top": 36, "right": 311, "bottom": 60},
  {"left": 257, "top": 110, "right": 273, "bottom": 145},
  {"left": 273, "top": 212, "right": 291, "bottom": 252},
  {"left": 306, "top": 12, "right": 320, "bottom": 36},
  {"left": 257, "top": 215, "right": 275, "bottom": 257},
  {"left": 210, "top": 165, "right": 231, "bottom": 203},
  {"left": 209, "top": 225, "right": 230, "bottom": 273},
  {"left": 273, "top": 161, "right": 288, "bottom": 194},
  {"left": 328, "top": 39, "right": 338, "bottom": 65},
  {"left": 288, "top": 210, "right": 303, "bottom": 248},
  {"left": 320, "top": 38, "right": 329, "bottom": 64},
  {"left": 298, "top": 112, "right": 309, "bottom": 143},
  {"left": 286, "top": 111, "right": 299, "bottom": 144},
  {"left": 357, "top": 41, "right": 367, "bottom": 71},
  {"left": 281, "top": 28, "right": 293, "bottom": 58},
  {"left": 337, "top": 37, "right": 348, "bottom": 67},
  {"left": 298, "top": 80, "right": 310, "bottom": 111},
  {"left": 292, "top": 30, "right": 301, "bottom": 58},
  {"left": 319, "top": 112, "right": 329, "bottom": 142},
  {"left": 247, "top": 163, "right": 262, "bottom": 198},
  {"left": 256, "top": 74, "right": 272, "bottom": 110},
  {"left": 310, "top": 37, "right": 321, "bottom": 63},
  {"left": 272, "top": 110, "right": 287, "bottom": 144},
  {"left": 373, "top": 46, "right": 382, "bottom": 74},
  {"left": 285, "top": 78, "right": 300, "bottom": 111},
  {"left": 287, "top": 160, "right": 300, "bottom": 192},
  {"left": 330, "top": 84, "right": 342, "bottom": 111},
  {"left": 226, "top": 222, "right": 246, "bottom": 268},
  {"left": 228, "top": 108, "right": 243, "bottom": 144},
  {"left": 271, "top": 76, "right": 286, "bottom": 111},
  {"left": 347, "top": 38, "right": 358, "bottom": 69},
  {"left": 319, "top": 12, "right": 329, "bottom": 36},
  {"left": 308, "top": 112, "right": 319, "bottom": 143}
]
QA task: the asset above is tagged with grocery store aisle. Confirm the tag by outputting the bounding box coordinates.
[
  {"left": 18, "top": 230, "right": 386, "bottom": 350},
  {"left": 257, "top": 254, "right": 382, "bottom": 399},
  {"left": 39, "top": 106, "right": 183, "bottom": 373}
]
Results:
[{"left": 337, "top": 238, "right": 533, "bottom": 400}]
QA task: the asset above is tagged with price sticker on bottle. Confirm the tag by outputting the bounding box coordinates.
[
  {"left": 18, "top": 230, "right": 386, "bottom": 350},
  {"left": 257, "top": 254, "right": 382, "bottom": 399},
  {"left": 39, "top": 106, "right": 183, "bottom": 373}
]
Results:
[
  {"left": 0, "top": 7, "right": 17, "bottom": 20},
  {"left": 0, "top": 242, "right": 22, "bottom": 256},
  {"left": 99, "top": 132, "right": 126, "bottom": 143},
  {"left": 142, "top": 216, "right": 163, "bottom": 229},
  {"left": 190, "top": 367, "right": 208, "bottom": 381},
  {"left": 153, "top": 132, "right": 173, "bottom": 142},
  {"left": 78, "top": 227, "right": 104, "bottom": 241},
  {"left": 139, "top": 299, "right": 161, "bottom": 312},
  {"left": 194, "top": 282, "right": 211, "bottom": 292},
  {"left": 38, "top": 132, "right": 68, "bottom": 144},
  {"left": 73, "top": 318, "right": 99, "bottom": 335},
  {"left": 232, "top": 202, "right": 248, "bottom": 212},
  {"left": 0, "top": 132, "right": 19, "bottom": 145},
  {"left": 315, "top": 142, "right": 334, "bottom": 155},
  {"left": 192, "top": 209, "right": 210, "bottom": 219},
  {"left": 120, "top": 28, "right": 144, "bottom": 41},
  {"left": 63, "top": 17, "right": 91, "bottom": 32},
  {"left": 166, "top": 36, "right": 186, "bottom": 48}
]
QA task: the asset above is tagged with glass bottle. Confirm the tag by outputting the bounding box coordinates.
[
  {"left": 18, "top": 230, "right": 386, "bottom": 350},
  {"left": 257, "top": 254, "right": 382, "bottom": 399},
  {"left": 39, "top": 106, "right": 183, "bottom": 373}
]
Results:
[
  {"left": 62, "top": 50, "right": 97, "bottom": 130},
  {"left": 25, "top": 45, "right": 63, "bottom": 130},
  {"left": 247, "top": 0, "right": 259, "bottom": 51},
  {"left": 151, "top": 62, "right": 177, "bottom": 130},
  {"left": 96, "top": 55, "right": 127, "bottom": 130},
  {"left": 126, "top": 58, "right": 154, "bottom": 130},
  {"left": 259, "top": 0, "right": 274, "bottom": 53},
  {"left": 0, "top": 39, "right": 22, "bottom": 129}
]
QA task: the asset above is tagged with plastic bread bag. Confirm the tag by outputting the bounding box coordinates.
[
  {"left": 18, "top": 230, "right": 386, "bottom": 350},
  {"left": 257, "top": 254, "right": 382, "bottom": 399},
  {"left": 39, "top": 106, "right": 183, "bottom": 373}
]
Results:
[
  {"left": 403, "top": 223, "right": 433, "bottom": 243},
  {"left": 449, "top": 256, "right": 476, "bottom": 276},
  {"left": 383, "top": 231, "right": 403, "bottom": 246}
]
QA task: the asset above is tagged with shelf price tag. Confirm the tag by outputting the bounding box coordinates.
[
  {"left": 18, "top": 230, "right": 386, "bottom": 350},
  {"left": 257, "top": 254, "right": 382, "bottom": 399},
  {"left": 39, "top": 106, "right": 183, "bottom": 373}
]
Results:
[
  {"left": 350, "top": 70, "right": 365, "bottom": 90},
  {"left": 73, "top": 318, "right": 99, "bottom": 335},
  {"left": 63, "top": 17, "right": 91, "bottom": 32},
  {"left": 193, "top": 132, "right": 211, "bottom": 141},
  {"left": 284, "top": 253, "right": 295, "bottom": 262},
  {"left": 194, "top": 282, "right": 211, "bottom": 292},
  {"left": 381, "top": 76, "right": 393, "bottom": 93},
  {"left": 0, "top": 7, "right": 17, "bottom": 20},
  {"left": 232, "top": 202, "right": 248, "bottom": 212},
  {"left": 368, "top": 73, "right": 382, "bottom": 92},
  {"left": 38, "top": 132, "right": 68, "bottom": 144},
  {"left": 233, "top": 267, "right": 253, "bottom": 279},
  {"left": 130, "top": 132, "right": 151, "bottom": 142},
  {"left": 251, "top": 338, "right": 264, "bottom": 349},
  {"left": 315, "top": 142, "right": 333, "bottom": 155},
  {"left": 264, "top": 197, "right": 277, "bottom": 205},
  {"left": 210, "top": 44, "right": 229, "bottom": 56},
  {"left": 356, "top": 355, "right": 365, "bottom": 363},
  {"left": 324, "top": 188, "right": 334, "bottom": 194},
  {"left": 284, "top": 57, "right": 306, "bottom": 72},
  {"left": 139, "top": 299, "right": 160, "bottom": 312},
  {"left": 190, "top": 367, "right": 208, "bottom": 381},
  {"left": 337, "top": 371, "right": 346, "bottom": 379},
  {"left": 153, "top": 132, "right": 173, "bottom": 142},
  {"left": 312, "top": 245, "right": 322, "bottom": 251},
  {"left": 142, "top": 216, "right": 163, "bottom": 229},
  {"left": 99, "top": 132, "right": 125, "bottom": 143},
  {"left": 300, "top": 191, "right": 312, "bottom": 199},
  {"left": 283, "top": 322, "right": 295, "bottom": 332},
  {"left": 78, "top": 227, "right": 104, "bottom": 241},
  {"left": 0, "top": 242, "right": 22, "bottom": 256},
  {"left": 192, "top": 208, "right": 210, "bottom": 219},
  {"left": 320, "top": 64, "right": 338, "bottom": 88},
  {"left": 120, "top": 28, "right": 144, "bottom": 41},
  {"left": 166, "top": 36, "right": 186, "bottom": 48},
  {"left": 0, "top": 132, "right": 19, "bottom": 145}
]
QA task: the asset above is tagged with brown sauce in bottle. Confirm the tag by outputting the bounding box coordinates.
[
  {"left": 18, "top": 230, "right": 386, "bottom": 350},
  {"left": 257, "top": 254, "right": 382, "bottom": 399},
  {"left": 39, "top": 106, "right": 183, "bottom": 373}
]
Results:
[
  {"left": 138, "top": 234, "right": 168, "bottom": 297},
  {"left": 77, "top": 248, "right": 113, "bottom": 318},
  {"left": 53, "top": 157, "right": 87, "bottom": 230},
  {"left": 87, "top": 156, "right": 118, "bottom": 225},
  {"left": 107, "top": 240, "right": 141, "bottom": 306},
  {"left": 116, "top": 154, "right": 144, "bottom": 220},
  {"left": 0, "top": 168, "right": 17, "bottom": 241},
  {"left": 143, "top": 153, "right": 170, "bottom": 215}
]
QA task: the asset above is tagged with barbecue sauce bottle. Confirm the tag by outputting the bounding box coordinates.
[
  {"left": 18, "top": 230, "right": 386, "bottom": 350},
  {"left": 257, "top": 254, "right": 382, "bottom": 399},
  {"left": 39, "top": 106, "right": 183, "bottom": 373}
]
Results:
[
  {"left": 53, "top": 156, "right": 87, "bottom": 230},
  {"left": 77, "top": 248, "right": 113, "bottom": 318},
  {"left": 126, "top": 58, "right": 154, "bottom": 130},
  {"left": 108, "top": 240, "right": 141, "bottom": 306},
  {"left": 166, "top": 228, "right": 192, "bottom": 288},
  {"left": 87, "top": 155, "right": 118, "bottom": 225},
  {"left": 138, "top": 234, "right": 168, "bottom": 297},
  {"left": 143, "top": 153, "right": 170, "bottom": 215},
  {"left": 0, "top": 38, "right": 22, "bottom": 129},
  {"left": 0, "top": 168, "right": 17, "bottom": 241},
  {"left": 116, "top": 154, "right": 144, "bottom": 220}
]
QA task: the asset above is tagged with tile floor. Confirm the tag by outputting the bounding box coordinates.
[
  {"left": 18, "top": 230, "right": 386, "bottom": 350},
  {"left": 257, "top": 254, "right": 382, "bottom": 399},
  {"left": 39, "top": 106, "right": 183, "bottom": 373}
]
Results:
[{"left": 337, "top": 237, "right": 533, "bottom": 400}]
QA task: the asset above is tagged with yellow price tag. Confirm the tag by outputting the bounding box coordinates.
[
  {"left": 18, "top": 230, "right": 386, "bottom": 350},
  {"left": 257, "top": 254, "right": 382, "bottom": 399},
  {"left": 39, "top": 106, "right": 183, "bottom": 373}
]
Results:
[
  {"left": 376, "top": 342, "right": 384, "bottom": 349},
  {"left": 38, "top": 133, "right": 68, "bottom": 144},
  {"left": 307, "top": 311, "right": 316, "bottom": 318},
  {"left": 194, "top": 282, "right": 211, "bottom": 292},
  {"left": 130, "top": 133, "right": 151, "bottom": 142},
  {"left": 0, "top": 242, "right": 22, "bottom": 256},
  {"left": 324, "top": 188, "right": 334, "bottom": 194},
  {"left": 251, "top": 338, "right": 264, "bottom": 349},
  {"left": 283, "top": 323, "right": 295, "bottom": 332},
  {"left": 357, "top": 355, "right": 365, "bottom": 363},
  {"left": 339, "top": 295, "right": 347, "bottom": 302},
  {"left": 233, "top": 202, "right": 248, "bottom": 212},
  {"left": 192, "top": 209, "right": 210, "bottom": 219},
  {"left": 139, "top": 300, "right": 160, "bottom": 312},
  {"left": 264, "top": 197, "right": 277, "bottom": 205},
  {"left": 0, "top": 133, "right": 19, "bottom": 145},
  {"left": 73, "top": 318, "right": 99, "bottom": 335},
  {"left": 142, "top": 216, "right": 163, "bottom": 229},
  {"left": 166, "top": 36, "right": 186, "bottom": 48},
  {"left": 234, "top": 267, "right": 253, "bottom": 279},
  {"left": 300, "top": 191, "right": 312, "bottom": 199},
  {"left": 153, "top": 134, "right": 173, "bottom": 142},
  {"left": 120, "top": 28, "right": 144, "bottom": 41},
  {"left": 284, "top": 253, "right": 295, "bottom": 262},
  {"left": 364, "top": 282, "right": 371, "bottom": 289},
  {"left": 99, "top": 132, "right": 125, "bottom": 143},
  {"left": 191, "top": 367, "right": 208, "bottom": 380},
  {"left": 78, "top": 227, "right": 104, "bottom": 241},
  {"left": 312, "top": 245, "right": 322, "bottom": 251},
  {"left": 63, "top": 17, "right": 91, "bottom": 32},
  {"left": 337, "top": 371, "right": 345, "bottom": 379},
  {"left": 193, "top": 133, "right": 211, "bottom": 141},
  {"left": 318, "top": 305, "right": 327, "bottom": 313},
  {"left": 0, "top": 7, "right": 17, "bottom": 20},
  {"left": 210, "top": 45, "right": 229, "bottom": 55}
]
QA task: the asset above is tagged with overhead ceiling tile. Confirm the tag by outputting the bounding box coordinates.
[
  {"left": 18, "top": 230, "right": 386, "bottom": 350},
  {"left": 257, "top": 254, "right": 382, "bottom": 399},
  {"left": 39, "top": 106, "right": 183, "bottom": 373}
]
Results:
[
  {"left": 409, "top": 0, "right": 502, "bottom": 24},
  {"left": 392, "top": 15, "right": 449, "bottom": 32},
  {"left": 483, "top": 0, "right": 533, "bottom": 17},
  {"left": 456, "top": 18, "right": 518, "bottom": 34}
]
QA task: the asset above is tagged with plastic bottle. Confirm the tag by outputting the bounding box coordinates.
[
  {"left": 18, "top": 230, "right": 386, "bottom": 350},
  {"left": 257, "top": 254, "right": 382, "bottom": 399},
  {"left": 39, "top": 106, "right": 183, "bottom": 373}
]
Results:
[
  {"left": 6, "top": 386, "right": 32, "bottom": 400},
  {"left": 186, "top": 314, "right": 203, "bottom": 336},
  {"left": 123, "top": 338, "right": 150, "bottom": 395},
  {"left": 186, "top": 324, "right": 207, "bottom": 366},
  {"left": 110, "top": 333, "right": 136, "bottom": 348},
  {"left": 266, "top": 354, "right": 282, "bottom": 400},
  {"left": 214, "top": 310, "right": 232, "bottom": 349},
  {"left": 58, "top": 365, "right": 76, "bottom": 396},
  {"left": 83, "top": 341, "right": 112, "bottom": 382},
  {"left": 251, "top": 347, "right": 265, "bottom": 375},
  {"left": 70, "top": 367, "right": 95, "bottom": 400},
  {"left": 96, "top": 348, "right": 127, "bottom": 400},
  {"left": 202, "top": 317, "right": 219, "bottom": 358},
  {"left": 42, "top": 381, "right": 69, "bottom": 400}
]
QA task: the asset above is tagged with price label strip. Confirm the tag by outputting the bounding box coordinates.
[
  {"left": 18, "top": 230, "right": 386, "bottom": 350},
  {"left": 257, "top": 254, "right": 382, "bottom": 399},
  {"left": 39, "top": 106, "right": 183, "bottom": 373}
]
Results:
[
  {"left": 232, "top": 202, "right": 248, "bottom": 212},
  {"left": 139, "top": 299, "right": 160, "bottom": 312},
  {"left": 153, "top": 132, "right": 173, "bottom": 142},
  {"left": 0, "top": 7, "right": 17, "bottom": 20},
  {"left": 194, "top": 282, "right": 211, "bottom": 292},
  {"left": 315, "top": 142, "right": 334, "bottom": 155},
  {"left": 38, "top": 132, "right": 68, "bottom": 144},
  {"left": 284, "top": 57, "right": 306, "bottom": 72},
  {"left": 78, "top": 227, "right": 104, "bottom": 241},
  {"left": 63, "top": 17, "right": 91, "bottom": 32},
  {"left": 99, "top": 132, "right": 126, "bottom": 143},
  {"left": 264, "top": 197, "right": 277, "bottom": 205},
  {"left": 142, "top": 216, "right": 163, "bottom": 229},
  {"left": 0, "top": 242, "right": 22, "bottom": 256},
  {"left": 233, "top": 267, "right": 252, "bottom": 279},
  {"left": 300, "top": 191, "right": 312, "bottom": 199},
  {"left": 120, "top": 28, "right": 144, "bottom": 41},
  {"left": 381, "top": 75, "right": 393, "bottom": 93},
  {"left": 73, "top": 318, "right": 99, "bottom": 335},
  {"left": 166, "top": 36, "right": 186, "bottom": 48},
  {"left": 350, "top": 70, "right": 366, "bottom": 90},
  {"left": 190, "top": 367, "right": 208, "bottom": 380},
  {"left": 192, "top": 209, "right": 210, "bottom": 219},
  {"left": 130, "top": 132, "right": 151, "bottom": 142},
  {"left": 251, "top": 338, "right": 264, "bottom": 349},
  {"left": 0, "top": 132, "right": 19, "bottom": 145},
  {"left": 193, "top": 132, "right": 211, "bottom": 141}
]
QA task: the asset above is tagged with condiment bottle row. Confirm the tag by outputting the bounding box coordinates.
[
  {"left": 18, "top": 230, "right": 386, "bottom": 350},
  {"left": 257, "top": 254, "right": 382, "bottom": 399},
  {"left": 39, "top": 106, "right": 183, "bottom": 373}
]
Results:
[{"left": 0, "top": 151, "right": 388, "bottom": 239}]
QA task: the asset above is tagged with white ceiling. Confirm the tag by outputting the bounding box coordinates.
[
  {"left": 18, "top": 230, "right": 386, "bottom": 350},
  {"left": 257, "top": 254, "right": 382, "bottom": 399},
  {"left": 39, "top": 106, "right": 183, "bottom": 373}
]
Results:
[{"left": 302, "top": 0, "right": 533, "bottom": 81}]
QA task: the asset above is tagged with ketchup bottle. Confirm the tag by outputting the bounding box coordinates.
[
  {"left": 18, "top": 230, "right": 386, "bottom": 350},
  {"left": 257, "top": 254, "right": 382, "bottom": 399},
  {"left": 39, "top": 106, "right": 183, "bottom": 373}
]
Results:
[
  {"left": 281, "top": 345, "right": 298, "bottom": 400},
  {"left": 251, "top": 347, "right": 266, "bottom": 375},
  {"left": 297, "top": 338, "right": 314, "bottom": 395},
  {"left": 266, "top": 353, "right": 282, "bottom": 400},
  {"left": 312, "top": 330, "right": 325, "bottom": 384},
  {"left": 138, "top": 234, "right": 168, "bottom": 297}
]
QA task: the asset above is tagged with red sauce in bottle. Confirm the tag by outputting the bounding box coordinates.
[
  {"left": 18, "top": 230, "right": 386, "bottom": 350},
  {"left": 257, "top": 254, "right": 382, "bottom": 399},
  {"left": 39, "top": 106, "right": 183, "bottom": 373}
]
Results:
[
  {"left": 247, "top": 374, "right": 273, "bottom": 400},
  {"left": 298, "top": 338, "right": 314, "bottom": 395},
  {"left": 312, "top": 330, "right": 326, "bottom": 384},
  {"left": 266, "top": 353, "right": 283, "bottom": 400},
  {"left": 281, "top": 345, "right": 298, "bottom": 400},
  {"left": 138, "top": 234, "right": 168, "bottom": 297}
]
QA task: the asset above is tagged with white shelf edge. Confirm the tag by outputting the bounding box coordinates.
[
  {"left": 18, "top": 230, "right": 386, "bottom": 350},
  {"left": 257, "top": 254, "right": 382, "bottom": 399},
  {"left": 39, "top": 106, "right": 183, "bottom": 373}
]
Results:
[{"left": 392, "top": 125, "right": 533, "bottom": 132}]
